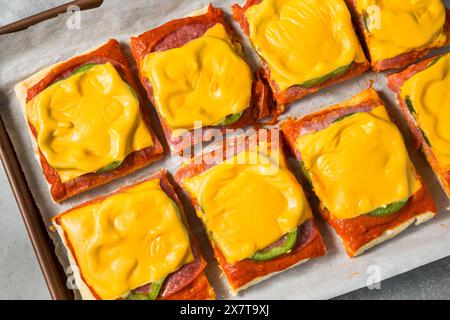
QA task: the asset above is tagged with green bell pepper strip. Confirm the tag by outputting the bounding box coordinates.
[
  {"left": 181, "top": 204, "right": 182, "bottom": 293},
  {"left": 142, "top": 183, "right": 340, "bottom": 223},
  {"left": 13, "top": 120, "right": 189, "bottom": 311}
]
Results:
[
  {"left": 50, "top": 63, "right": 98, "bottom": 87},
  {"left": 214, "top": 111, "right": 244, "bottom": 126},
  {"left": 71, "top": 63, "right": 97, "bottom": 76},
  {"left": 333, "top": 112, "right": 356, "bottom": 123},
  {"left": 126, "top": 293, "right": 150, "bottom": 300},
  {"left": 97, "top": 160, "right": 122, "bottom": 173},
  {"left": 250, "top": 229, "right": 298, "bottom": 261},
  {"left": 362, "top": 11, "right": 370, "bottom": 31},
  {"left": 404, "top": 57, "right": 440, "bottom": 116},
  {"left": 148, "top": 280, "right": 164, "bottom": 300},
  {"left": 404, "top": 96, "right": 416, "bottom": 115},
  {"left": 367, "top": 199, "right": 408, "bottom": 217},
  {"left": 126, "top": 278, "right": 165, "bottom": 300},
  {"left": 299, "top": 64, "right": 352, "bottom": 88},
  {"left": 428, "top": 56, "right": 442, "bottom": 67},
  {"left": 402, "top": 97, "right": 431, "bottom": 146},
  {"left": 420, "top": 129, "right": 432, "bottom": 146},
  {"left": 299, "top": 160, "right": 312, "bottom": 185}
]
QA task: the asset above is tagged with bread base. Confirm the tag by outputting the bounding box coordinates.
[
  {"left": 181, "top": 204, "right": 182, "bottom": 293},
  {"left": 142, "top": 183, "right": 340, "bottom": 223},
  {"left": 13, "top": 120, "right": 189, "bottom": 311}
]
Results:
[
  {"left": 228, "top": 258, "right": 310, "bottom": 296},
  {"left": 351, "top": 211, "right": 435, "bottom": 257}
]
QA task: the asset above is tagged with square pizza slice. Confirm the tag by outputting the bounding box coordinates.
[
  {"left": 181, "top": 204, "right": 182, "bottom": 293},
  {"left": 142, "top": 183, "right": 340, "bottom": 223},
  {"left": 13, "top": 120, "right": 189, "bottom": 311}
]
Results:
[
  {"left": 281, "top": 88, "right": 437, "bottom": 257},
  {"left": 388, "top": 53, "right": 450, "bottom": 197},
  {"left": 52, "top": 169, "right": 215, "bottom": 300},
  {"left": 175, "top": 129, "right": 327, "bottom": 294},
  {"left": 130, "top": 4, "right": 273, "bottom": 154},
  {"left": 345, "top": 0, "right": 450, "bottom": 71},
  {"left": 232, "top": 0, "right": 370, "bottom": 109},
  {"left": 15, "top": 39, "right": 164, "bottom": 202}
]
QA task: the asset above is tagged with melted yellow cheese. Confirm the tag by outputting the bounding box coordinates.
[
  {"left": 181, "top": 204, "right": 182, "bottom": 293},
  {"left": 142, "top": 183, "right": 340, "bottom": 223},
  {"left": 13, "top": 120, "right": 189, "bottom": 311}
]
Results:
[
  {"left": 401, "top": 53, "right": 450, "bottom": 169},
  {"left": 245, "top": 0, "right": 366, "bottom": 91},
  {"left": 296, "top": 106, "right": 420, "bottom": 220},
  {"left": 57, "top": 178, "right": 193, "bottom": 300},
  {"left": 356, "top": 0, "right": 446, "bottom": 62},
  {"left": 183, "top": 150, "right": 311, "bottom": 264},
  {"left": 141, "top": 24, "right": 252, "bottom": 135},
  {"left": 26, "top": 62, "right": 153, "bottom": 183}
]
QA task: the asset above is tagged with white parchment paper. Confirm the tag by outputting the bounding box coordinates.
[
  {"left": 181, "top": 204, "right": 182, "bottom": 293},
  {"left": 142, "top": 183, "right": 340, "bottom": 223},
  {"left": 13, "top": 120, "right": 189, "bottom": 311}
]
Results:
[{"left": 1, "top": 0, "right": 450, "bottom": 300}]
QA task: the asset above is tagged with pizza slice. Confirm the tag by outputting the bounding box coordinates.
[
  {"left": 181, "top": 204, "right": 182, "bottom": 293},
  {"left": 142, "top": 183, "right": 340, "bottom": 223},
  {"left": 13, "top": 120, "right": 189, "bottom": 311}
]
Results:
[
  {"left": 281, "top": 88, "right": 437, "bottom": 257},
  {"left": 130, "top": 4, "right": 273, "bottom": 154},
  {"left": 388, "top": 52, "right": 450, "bottom": 197},
  {"left": 15, "top": 39, "right": 164, "bottom": 202},
  {"left": 52, "top": 169, "right": 215, "bottom": 300},
  {"left": 232, "top": 0, "right": 370, "bottom": 109},
  {"left": 175, "top": 129, "right": 326, "bottom": 294},
  {"left": 345, "top": 0, "right": 450, "bottom": 71}
]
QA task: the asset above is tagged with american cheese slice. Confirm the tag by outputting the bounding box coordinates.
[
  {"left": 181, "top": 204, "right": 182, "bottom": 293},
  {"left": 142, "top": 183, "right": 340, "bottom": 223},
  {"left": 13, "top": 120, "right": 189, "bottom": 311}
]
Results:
[
  {"left": 401, "top": 53, "right": 450, "bottom": 169},
  {"left": 245, "top": 0, "right": 366, "bottom": 91},
  {"left": 183, "top": 149, "right": 311, "bottom": 264},
  {"left": 140, "top": 23, "right": 252, "bottom": 135},
  {"left": 26, "top": 62, "right": 153, "bottom": 183},
  {"left": 57, "top": 178, "right": 193, "bottom": 300},
  {"left": 296, "top": 106, "right": 421, "bottom": 220},
  {"left": 356, "top": 0, "right": 446, "bottom": 62}
]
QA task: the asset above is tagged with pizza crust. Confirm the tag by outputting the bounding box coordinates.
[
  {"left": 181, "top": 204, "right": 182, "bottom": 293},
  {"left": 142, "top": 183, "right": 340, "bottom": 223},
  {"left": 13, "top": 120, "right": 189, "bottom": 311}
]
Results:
[
  {"left": 351, "top": 211, "right": 435, "bottom": 257},
  {"left": 229, "top": 258, "right": 310, "bottom": 295},
  {"left": 420, "top": 140, "right": 450, "bottom": 198}
]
